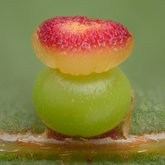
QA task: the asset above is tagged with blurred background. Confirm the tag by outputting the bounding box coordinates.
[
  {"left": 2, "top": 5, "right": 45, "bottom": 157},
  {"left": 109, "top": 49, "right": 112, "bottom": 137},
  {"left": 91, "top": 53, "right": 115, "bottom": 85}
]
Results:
[{"left": 0, "top": 0, "right": 165, "bottom": 132}]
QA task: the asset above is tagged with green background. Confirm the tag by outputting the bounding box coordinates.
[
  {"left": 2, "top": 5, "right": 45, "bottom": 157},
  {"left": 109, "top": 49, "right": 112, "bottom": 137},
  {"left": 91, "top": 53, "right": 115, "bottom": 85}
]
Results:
[{"left": 0, "top": 0, "right": 165, "bottom": 164}]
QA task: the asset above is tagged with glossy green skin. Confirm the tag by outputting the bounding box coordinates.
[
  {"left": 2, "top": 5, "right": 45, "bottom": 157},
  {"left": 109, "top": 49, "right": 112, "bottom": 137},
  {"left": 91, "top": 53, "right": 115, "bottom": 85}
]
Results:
[{"left": 33, "top": 67, "right": 131, "bottom": 137}]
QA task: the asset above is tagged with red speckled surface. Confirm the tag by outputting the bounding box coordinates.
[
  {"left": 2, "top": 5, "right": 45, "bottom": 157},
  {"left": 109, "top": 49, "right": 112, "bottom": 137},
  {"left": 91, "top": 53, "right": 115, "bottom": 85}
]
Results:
[{"left": 37, "top": 16, "right": 132, "bottom": 52}]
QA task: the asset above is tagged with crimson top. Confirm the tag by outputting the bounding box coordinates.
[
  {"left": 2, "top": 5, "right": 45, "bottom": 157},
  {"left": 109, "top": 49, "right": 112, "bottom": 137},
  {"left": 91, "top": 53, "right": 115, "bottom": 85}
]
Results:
[{"left": 37, "top": 16, "right": 132, "bottom": 52}]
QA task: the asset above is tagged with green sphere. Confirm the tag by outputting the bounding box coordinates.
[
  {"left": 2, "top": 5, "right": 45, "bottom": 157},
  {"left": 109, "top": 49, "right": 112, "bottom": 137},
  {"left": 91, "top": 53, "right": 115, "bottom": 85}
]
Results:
[{"left": 33, "top": 67, "right": 131, "bottom": 137}]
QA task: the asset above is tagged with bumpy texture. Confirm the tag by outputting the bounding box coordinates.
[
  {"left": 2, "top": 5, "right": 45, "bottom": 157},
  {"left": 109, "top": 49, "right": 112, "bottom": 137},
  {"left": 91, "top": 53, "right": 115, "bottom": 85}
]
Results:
[
  {"left": 38, "top": 16, "right": 131, "bottom": 51},
  {"left": 32, "top": 16, "right": 133, "bottom": 75}
]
